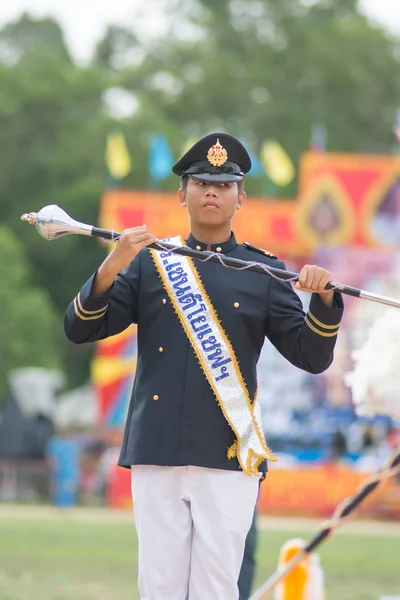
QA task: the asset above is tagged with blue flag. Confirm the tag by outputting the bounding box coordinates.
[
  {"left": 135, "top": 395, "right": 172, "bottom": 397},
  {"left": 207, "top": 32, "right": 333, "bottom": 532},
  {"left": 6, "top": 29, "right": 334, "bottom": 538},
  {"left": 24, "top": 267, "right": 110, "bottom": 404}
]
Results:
[
  {"left": 149, "top": 133, "right": 174, "bottom": 181},
  {"left": 310, "top": 123, "right": 327, "bottom": 151},
  {"left": 247, "top": 151, "right": 263, "bottom": 177}
]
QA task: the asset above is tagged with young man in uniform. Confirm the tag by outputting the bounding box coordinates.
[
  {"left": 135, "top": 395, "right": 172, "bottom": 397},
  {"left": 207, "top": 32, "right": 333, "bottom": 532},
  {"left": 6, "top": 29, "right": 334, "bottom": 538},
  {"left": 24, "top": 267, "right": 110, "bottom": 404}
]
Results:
[{"left": 65, "top": 133, "right": 343, "bottom": 599}]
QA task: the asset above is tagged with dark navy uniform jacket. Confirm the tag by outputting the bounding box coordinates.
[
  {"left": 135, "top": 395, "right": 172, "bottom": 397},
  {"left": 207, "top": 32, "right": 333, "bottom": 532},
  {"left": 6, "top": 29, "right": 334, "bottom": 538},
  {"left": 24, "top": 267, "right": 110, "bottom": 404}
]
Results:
[{"left": 64, "top": 233, "right": 344, "bottom": 473}]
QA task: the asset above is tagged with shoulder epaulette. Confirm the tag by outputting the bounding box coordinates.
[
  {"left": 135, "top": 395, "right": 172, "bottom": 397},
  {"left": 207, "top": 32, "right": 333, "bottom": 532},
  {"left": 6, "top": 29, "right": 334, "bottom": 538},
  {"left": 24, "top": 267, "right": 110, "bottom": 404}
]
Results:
[{"left": 243, "top": 241, "right": 277, "bottom": 259}]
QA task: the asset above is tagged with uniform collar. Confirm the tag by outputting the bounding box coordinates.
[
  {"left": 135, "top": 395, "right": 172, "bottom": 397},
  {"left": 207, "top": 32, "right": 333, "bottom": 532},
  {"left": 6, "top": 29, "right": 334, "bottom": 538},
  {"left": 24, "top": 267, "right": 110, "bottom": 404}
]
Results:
[{"left": 186, "top": 232, "right": 238, "bottom": 254}]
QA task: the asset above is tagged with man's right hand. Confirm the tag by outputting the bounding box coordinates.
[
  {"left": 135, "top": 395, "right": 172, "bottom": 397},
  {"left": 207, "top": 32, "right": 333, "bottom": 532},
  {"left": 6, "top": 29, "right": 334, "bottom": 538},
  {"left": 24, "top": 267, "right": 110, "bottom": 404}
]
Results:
[{"left": 92, "top": 225, "right": 158, "bottom": 296}]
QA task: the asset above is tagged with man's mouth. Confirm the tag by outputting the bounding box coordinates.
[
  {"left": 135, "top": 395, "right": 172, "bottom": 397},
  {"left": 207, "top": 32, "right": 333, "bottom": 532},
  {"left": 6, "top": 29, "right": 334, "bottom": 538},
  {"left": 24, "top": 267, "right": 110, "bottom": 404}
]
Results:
[{"left": 203, "top": 201, "right": 219, "bottom": 208}]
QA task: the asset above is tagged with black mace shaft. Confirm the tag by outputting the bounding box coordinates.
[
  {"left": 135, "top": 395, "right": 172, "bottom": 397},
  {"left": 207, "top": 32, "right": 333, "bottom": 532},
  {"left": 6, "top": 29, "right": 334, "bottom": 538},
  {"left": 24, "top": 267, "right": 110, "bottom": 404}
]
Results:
[
  {"left": 91, "top": 227, "right": 400, "bottom": 308},
  {"left": 20, "top": 205, "right": 400, "bottom": 309}
]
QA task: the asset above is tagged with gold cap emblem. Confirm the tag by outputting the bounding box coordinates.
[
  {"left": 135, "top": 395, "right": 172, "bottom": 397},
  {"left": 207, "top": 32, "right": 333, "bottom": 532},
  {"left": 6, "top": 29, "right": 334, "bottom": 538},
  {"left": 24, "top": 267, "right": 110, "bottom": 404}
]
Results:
[{"left": 207, "top": 138, "right": 228, "bottom": 167}]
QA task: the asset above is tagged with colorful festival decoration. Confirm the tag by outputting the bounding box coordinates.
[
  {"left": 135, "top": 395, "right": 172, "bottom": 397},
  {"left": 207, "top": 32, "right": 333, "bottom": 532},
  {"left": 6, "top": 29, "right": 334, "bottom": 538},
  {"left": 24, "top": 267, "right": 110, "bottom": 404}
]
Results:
[
  {"left": 297, "top": 151, "right": 400, "bottom": 250},
  {"left": 260, "top": 140, "right": 295, "bottom": 187},
  {"left": 91, "top": 325, "right": 137, "bottom": 427},
  {"left": 95, "top": 151, "right": 400, "bottom": 519},
  {"left": 105, "top": 131, "right": 132, "bottom": 180},
  {"left": 148, "top": 133, "right": 174, "bottom": 181}
]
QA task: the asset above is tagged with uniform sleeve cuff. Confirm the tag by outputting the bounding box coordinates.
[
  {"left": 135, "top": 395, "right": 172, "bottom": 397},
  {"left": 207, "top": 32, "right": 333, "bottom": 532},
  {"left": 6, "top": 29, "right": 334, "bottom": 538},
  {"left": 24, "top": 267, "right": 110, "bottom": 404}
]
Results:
[
  {"left": 72, "top": 272, "right": 113, "bottom": 321},
  {"left": 305, "top": 292, "right": 343, "bottom": 337}
]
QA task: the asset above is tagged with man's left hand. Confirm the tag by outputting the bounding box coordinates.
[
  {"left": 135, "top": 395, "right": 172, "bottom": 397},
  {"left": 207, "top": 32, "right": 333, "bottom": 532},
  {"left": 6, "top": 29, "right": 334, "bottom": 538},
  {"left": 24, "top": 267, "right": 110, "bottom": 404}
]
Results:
[{"left": 294, "top": 265, "right": 334, "bottom": 308}]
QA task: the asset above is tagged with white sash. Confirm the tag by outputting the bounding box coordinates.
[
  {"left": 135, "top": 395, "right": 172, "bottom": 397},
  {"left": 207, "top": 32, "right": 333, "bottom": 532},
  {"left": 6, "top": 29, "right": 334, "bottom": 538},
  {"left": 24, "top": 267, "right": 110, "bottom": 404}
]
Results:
[{"left": 150, "top": 237, "right": 277, "bottom": 475}]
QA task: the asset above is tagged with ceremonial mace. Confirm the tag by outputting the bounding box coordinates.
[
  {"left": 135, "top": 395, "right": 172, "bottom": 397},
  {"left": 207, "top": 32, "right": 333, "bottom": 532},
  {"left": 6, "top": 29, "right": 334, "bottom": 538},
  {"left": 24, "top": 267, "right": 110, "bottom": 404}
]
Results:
[{"left": 21, "top": 205, "right": 400, "bottom": 309}]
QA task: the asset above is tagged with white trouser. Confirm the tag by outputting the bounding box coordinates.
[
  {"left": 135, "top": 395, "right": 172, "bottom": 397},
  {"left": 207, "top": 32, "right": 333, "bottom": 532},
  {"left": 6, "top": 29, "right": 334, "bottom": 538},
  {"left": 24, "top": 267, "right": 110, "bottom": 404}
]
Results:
[{"left": 130, "top": 465, "right": 259, "bottom": 600}]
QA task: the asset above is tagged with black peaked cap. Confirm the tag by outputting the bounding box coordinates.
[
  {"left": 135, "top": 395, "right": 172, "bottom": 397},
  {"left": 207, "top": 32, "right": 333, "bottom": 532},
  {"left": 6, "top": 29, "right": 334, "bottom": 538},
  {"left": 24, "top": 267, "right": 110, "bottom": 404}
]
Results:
[{"left": 172, "top": 132, "right": 251, "bottom": 183}]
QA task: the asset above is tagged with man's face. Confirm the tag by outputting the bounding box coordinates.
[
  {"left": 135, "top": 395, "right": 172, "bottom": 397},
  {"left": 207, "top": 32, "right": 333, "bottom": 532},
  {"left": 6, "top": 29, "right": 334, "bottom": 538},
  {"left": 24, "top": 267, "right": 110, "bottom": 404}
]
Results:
[{"left": 179, "top": 177, "right": 246, "bottom": 227}]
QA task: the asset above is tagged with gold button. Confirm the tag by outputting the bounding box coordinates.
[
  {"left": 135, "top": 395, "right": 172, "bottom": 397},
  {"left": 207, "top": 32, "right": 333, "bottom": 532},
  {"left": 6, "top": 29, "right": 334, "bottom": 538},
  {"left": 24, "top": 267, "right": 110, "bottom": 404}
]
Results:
[
  {"left": 196, "top": 245, "right": 201, "bottom": 251},
  {"left": 162, "top": 299, "right": 167, "bottom": 304},
  {"left": 234, "top": 302, "right": 239, "bottom": 308},
  {"left": 216, "top": 247, "right": 222, "bottom": 252},
  {"left": 159, "top": 347, "right": 163, "bottom": 353},
  {"left": 153, "top": 395, "right": 159, "bottom": 401}
]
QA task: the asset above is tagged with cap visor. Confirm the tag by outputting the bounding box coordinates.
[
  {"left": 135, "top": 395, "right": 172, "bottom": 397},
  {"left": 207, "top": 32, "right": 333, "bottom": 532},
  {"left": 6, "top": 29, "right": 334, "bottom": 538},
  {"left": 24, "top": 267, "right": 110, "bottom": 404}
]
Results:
[{"left": 189, "top": 173, "right": 243, "bottom": 183}]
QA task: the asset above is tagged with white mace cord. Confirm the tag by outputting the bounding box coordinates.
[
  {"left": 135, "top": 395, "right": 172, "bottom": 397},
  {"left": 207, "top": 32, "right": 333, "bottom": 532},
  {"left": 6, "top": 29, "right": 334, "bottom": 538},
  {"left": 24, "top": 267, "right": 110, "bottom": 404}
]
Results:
[{"left": 249, "top": 446, "right": 400, "bottom": 600}]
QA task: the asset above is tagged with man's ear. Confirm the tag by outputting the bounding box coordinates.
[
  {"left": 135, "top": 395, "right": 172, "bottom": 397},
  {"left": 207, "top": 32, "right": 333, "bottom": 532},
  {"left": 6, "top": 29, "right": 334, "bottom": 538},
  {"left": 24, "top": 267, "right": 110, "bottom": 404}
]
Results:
[
  {"left": 178, "top": 188, "right": 187, "bottom": 207},
  {"left": 237, "top": 191, "right": 246, "bottom": 210}
]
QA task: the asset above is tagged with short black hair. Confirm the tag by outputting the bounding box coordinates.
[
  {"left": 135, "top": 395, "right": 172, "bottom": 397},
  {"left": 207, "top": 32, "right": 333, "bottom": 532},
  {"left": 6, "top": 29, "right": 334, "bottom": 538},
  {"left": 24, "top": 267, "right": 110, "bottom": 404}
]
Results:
[{"left": 181, "top": 176, "right": 244, "bottom": 195}]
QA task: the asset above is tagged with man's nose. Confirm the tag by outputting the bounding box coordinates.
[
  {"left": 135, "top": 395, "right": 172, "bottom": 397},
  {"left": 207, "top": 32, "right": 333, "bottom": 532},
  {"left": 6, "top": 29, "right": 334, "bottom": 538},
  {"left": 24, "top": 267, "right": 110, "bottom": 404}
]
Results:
[{"left": 205, "top": 185, "right": 218, "bottom": 196}]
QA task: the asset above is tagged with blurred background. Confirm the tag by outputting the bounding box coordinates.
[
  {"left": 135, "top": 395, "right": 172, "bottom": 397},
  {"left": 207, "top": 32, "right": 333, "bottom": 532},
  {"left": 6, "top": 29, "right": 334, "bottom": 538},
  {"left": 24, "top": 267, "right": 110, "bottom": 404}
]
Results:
[{"left": 0, "top": 1, "right": 400, "bottom": 599}]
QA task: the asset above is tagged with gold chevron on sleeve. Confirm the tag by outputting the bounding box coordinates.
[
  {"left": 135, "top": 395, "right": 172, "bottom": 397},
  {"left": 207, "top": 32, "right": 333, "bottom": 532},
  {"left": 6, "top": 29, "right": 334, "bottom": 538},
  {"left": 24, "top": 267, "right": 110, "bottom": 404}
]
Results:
[
  {"left": 308, "top": 311, "right": 340, "bottom": 330},
  {"left": 74, "top": 294, "right": 108, "bottom": 320},
  {"left": 305, "top": 311, "right": 340, "bottom": 337},
  {"left": 76, "top": 292, "right": 108, "bottom": 315}
]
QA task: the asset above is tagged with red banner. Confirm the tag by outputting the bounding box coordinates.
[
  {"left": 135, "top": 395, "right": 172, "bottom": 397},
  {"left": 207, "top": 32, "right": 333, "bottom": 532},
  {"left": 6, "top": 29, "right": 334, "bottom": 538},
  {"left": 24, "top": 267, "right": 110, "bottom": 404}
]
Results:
[
  {"left": 100, "top": 151, "right": 400, "bottom": 260},
  {"left": 107, "top": 463, "right": 400, "bottom": 519},
  {"left": 296, "top": 151, "right": 400, "bottom": 250},
  {"left": 99, "top": 190, "right": 307, "bottom": 258},
  {"left": 258, "top": 465, "right": 400, "bottom": 519}
]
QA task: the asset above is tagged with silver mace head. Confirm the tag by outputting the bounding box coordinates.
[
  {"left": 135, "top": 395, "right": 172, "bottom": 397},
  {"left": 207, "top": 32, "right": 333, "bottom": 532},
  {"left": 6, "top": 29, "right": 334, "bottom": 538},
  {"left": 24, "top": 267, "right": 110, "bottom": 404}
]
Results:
[{"left": 21, "top": 205, "right": 92, "bottom": 240}]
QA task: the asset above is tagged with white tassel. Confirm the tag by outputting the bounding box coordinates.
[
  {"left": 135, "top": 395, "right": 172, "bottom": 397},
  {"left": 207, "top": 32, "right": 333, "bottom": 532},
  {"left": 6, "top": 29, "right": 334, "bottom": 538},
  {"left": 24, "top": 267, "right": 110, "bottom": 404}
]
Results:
[{"left": 345, "top": 309, "right": 400, "bottom": 420}]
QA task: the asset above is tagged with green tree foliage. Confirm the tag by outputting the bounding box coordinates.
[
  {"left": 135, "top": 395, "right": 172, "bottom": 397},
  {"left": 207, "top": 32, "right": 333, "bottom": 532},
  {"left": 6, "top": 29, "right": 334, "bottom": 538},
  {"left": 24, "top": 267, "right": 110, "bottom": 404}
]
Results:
[
  {"left": 0, "top": 14, "right": 114, "bottom": 389},
  {"left": 93, "top": 25, "right": 139, "bottom": 71},
  {"left": 0, "top": 227, "right": 61, "bottom": 398},
  {"left": 0, "top": 17, "right": 113, "bottom": 305},
  {"left": 121, "top": 0, "right": 400, "bottom": 194},
  {"left": 0, "top": 12, "right": 71, "bottom": 64}
]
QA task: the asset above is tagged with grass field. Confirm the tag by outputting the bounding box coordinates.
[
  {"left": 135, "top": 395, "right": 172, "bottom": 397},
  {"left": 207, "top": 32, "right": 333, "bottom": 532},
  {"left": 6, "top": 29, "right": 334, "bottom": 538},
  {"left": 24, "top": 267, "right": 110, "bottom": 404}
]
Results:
[{"left": 0, "top": 507, "right": 399, "bottom": 600}]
